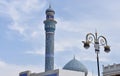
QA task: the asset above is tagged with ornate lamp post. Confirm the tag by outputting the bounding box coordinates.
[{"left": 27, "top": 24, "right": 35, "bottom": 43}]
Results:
[{"left": 82, "top": 32, "right": 110, "bottom": 76}]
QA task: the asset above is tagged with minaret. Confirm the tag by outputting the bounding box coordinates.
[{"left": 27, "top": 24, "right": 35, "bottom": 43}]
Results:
[{"left": 44, "top": 5, "right": 57, "bottom": 72}]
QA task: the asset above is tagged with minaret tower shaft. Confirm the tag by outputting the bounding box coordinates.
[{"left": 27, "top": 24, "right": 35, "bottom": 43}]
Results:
[{"left": 44, "top": 5, "right": 57, "bottom": 72}]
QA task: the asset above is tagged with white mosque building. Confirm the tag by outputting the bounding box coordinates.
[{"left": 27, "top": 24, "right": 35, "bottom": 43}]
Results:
[
  {"left": 19, "top": 57, "right": 88, "bottom": 76},
  {"left": 19, "top": 5, "right": 88, "bottom": 76}
]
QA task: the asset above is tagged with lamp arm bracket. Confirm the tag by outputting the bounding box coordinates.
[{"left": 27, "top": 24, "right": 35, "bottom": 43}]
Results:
[
  {"left": 86, "top": 33, "right": 96, "bottom": 43},
  {"left": 98, "top": 36, "right": 108, "bottom": 46}
]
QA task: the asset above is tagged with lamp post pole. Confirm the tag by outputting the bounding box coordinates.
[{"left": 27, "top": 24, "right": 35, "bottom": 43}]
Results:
[
  {"left": 97, "top": 52, "right": 100, "bottom": 76},
  {"left": 82, "top": 32, "right": 110, "bottom": 76}
]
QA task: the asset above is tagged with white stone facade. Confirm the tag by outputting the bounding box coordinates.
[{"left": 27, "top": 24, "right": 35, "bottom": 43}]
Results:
[
  {"left": 19, "top": 69, "right": 85, "bottom": 76},
  {"left": 103, "top": 63, "right": 120, "bottom": 76}
]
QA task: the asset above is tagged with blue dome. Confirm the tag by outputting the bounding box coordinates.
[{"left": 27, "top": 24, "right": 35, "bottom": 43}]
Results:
[{"left": 63, "top": 58, "right": 88, "bottom": 76}]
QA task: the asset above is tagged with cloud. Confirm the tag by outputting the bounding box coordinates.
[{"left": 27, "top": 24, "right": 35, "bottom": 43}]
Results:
[
  {"left": 0, "top": 60, "right": 6, "bottom": 67},
  {"left": 0, "top": 0, "right": 46, "bottom": 41},
  {"left": 1, "top": 0, "right": 120, "bottom": 76},
  {"left": 55, "top": 39, "right": 81, "bottom": 52},
  {"left": 0, "top": 60, "right": 94, "bottom": 76},
  {"left": 23, "top": 17, "right": 111, "bottom": 63},
  {"left": 0, "top": 60, "right": 43, "bottom": 76},
  {"left": 56, "top": 18, "right": 82, "bottom": 33},
  {"left": 8, "top": 23, "right": 25, "bottom": 35},
  {"left": 25, "top": 48, "right": 45, "bottom": 55},
  {"left": 87, "top": 71, "right": 96, "bottom": 76}
]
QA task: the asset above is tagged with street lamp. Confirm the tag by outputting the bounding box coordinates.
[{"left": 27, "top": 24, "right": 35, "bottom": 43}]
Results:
[{"left": 82, "top": 32, "right": 110, "bottom": 76}]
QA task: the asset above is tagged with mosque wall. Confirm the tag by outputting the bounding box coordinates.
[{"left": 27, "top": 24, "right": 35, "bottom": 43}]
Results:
[
  {"left": 103, "top": 63, "right": 120, "bottom": 76},
  {"left": 19, "top": 69, "right": 85, "bottom": 76}
]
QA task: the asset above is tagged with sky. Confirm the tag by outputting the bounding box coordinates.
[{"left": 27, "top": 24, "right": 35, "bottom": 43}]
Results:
[{"left": 0, "top": 0, "right": 120, "bottom": 76}]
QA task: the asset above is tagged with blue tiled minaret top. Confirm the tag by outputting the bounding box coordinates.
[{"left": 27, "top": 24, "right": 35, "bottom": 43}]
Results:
[
  {"left": 44, "top": 5, "right": 57, "bottom": 72},
  {"left": 44, "top": 5, "right": 57, "bottom": 32}
]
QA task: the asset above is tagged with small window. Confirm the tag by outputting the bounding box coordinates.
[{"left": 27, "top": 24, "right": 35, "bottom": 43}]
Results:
[
  {"left": 47, "top": 15, "right": 54, "bottom": 19},
  {"left": 20, "top": 73, "right": 27, "bottom": 76}
]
